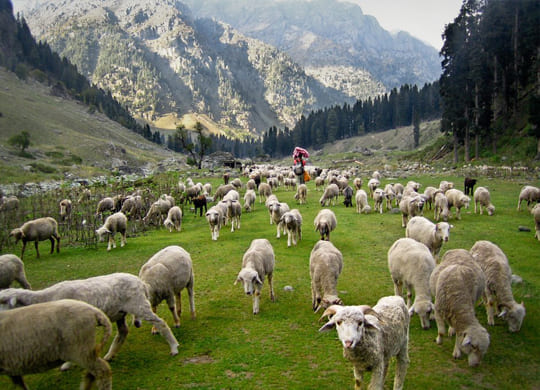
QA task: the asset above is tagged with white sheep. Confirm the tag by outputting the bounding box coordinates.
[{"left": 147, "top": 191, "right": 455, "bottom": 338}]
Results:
[
  {"left": 405, "top": 216, "right": 452, "bottom": 260},
  {"left": 243, "top": 189, "right": 256, "bottom": 212},
  {"left": 399, "top": 195, "right": 425, "bottom": 228},
  {"left": 355, "top": 189, "right": 371, "bottom": 214},
  {"left": 294, "top": 183, "right": 308, "bottom": 204},
  {"left": 367, "top": 178, "right": 380, "bottom": 198},
  {"left": 439, "top": 180, "right": 454, "bottom": 193},
  {"left": 258, "top": 182, "right": 273, "bottom": 204},
  {"left": 59, "top": 198, "right": 72, "bottom": 221},
  {"left": 353, "top": 177, "right": 362, "bottom": 190},
  {"left": 423, "top": 186, "right": 439, "bottom": 210},
  {"left": 470, "top": 240, "right": 525, "bottom": 332},
  {"left": 373, "top": 188, "right": 386, "bottom": 214},
  {"left": 473, "top": 186, "right": 495, "bottom": 216},
  {"left": 319, "top": 296, "right": 409, "bottom": 390},
  {"left": 213, "top": 184, "right": 235, "bottom": 201},
  {"left": 0, "top": 195, "right": 19, "bottom": 212},
  {"left": 429, "top": 249, "right": 489, "bottom": 366},
  {"left": 95, "top": 197, "right": 115, "bottom": 217},
  {"left": 95, "top": 212, "right": 127, "bottom": 251},
  {"left": 234, "top": 239, "right": 275, "bottom": 314},
  {"left": 314, "top": 209, "right": 337, "bottom": 241},
  {"left": 280, "top": 209, "right": 302, "bottom": 247},
  {"left": 517, "top": 185, "right": 540, "bottom": 211},
  {"left": 163, "top": 206, "right": 183, "bottom": 232},
  {"left": 0, "top": 299, "right": 112, "bottom": 390},
  {"left": 319, "top": 183, "right": 339, "bottom": 207},
  {"left": 269, "top": 201, "right": 290, "bottom": 238},
  {"left": 139, "top": 246, "right": 196, "bottom": 333},
  {"left": 445, "top": 188, "right": 470, "bottom": 220},
  {"left": 433, "top": 191, "right": 449, "bottom": 221},
  {"left": 0, "top": 273, "right": 180, "bottom": 362},
  {"left": 143, "top": 198, "right": 172, "bottom": 225},
  {"left": 0, "top": 254, "right": 31, "bottom": 289},
  {"left": 9, "top": 217, "right": 60, "bottom": 259},
  {"left": 205, "top": 206, "right": 224, "bottom": 241},
  {"left": 388, "top": 238, "right": 436, "bottom": 329},
  {"left": 532, "top": 203, "right": 540, "bottom": 241},
  {"left": 222, "top": 189, "right": 240, "bottom": 202},
  {"left": 384, "top": 184, "right": 396, "bottom": 210},
  {"left": 221, "top": 199, "right": 242, "bottom": 232},
  {"left": 309, "top": 240, "right": 343, "bottom": 312},
  {"left": 120, "top": 195, "right": 144, "bottom": 220},
  {"left": 315, "top": 176, "right": 325, "bottom": 191}
]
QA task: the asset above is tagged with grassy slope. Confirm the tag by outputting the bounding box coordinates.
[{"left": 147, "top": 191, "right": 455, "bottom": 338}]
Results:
[
  {"left": 0, "top": 173, "right": 538, "bottom": 389},
  {"left": 0, "top": 68, "right": 181, "bottom": 183}
]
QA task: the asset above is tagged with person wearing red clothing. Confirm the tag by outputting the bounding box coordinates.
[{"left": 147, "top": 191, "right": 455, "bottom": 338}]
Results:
[{"left": 293, "top": 155, "right": 306, "bottom": 185}]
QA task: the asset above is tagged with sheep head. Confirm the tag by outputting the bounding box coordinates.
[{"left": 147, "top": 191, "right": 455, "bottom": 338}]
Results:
[
  {"left": 235, "top": 268, "right": 262, "bottom": 296},
  {"left": 459, "top": 325, "right": 490, "bottom": 367},
  {"left": 499, "top": 302, "right": 526, "bottom": 333},
  {"left": 409, "top": 299, "right": 434, "bottom": 330},
  {"left": 9, "top": 228, "right": 23, "bottom": 243},
  {"left": 95, "top": 227, "right": 111, "bottom": 241}
]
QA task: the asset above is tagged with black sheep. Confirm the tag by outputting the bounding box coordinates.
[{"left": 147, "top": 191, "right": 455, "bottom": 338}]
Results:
[
  {"left": 464, "top": 177, "right": 477, "bottom": 196},
  {"left": 192, "top": 195, "right": 207, "bottom": 217}
]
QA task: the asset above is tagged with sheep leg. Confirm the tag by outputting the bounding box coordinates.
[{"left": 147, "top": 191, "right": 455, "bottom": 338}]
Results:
[
  {"left": 10, "top": 375, "right": 28, "bottom": 390},
  {"left": 401, "top": 214, "right": 407, "bottom": 228},
  {"left": 394, "top": 345, "right": 410, "bottom": 390},
  {"left": 405, "top": 284, "right": 413, "bottom": 307},
  {"left": 452, "top": 334, "right": 463, "bottom": 359},
  {"left": 187, "top": 283, "right": 196, "bottom": 319},
  {"left": 20, "top": 241, "right": 27, "bottom": 260},
  {"left": 139, "top": 310, "right": 179, "bottom": 355},
  {"left": 287, "top": 231, "right": 292, "bottom": 247},
  {"left": 103, "top": 318, "right": 129, "bottom": 361},
  {"left": 369, "top": 362, "right": 388, "bottom": 390},
  {"left": 34, "top": 241, "right": 40, "bottom": 259},
  {"left": 268, "top": 273, "right": 275, "bottom": 302},
  {"left": 485, "top": 296, "right": 496, "bottom": 326},
  {"left": 393, "top": 279, "right": 403, "bottom": 298},
  {"left": 49, "top": 236, "right": 55, "bottom": 254},
  {"left": 167, "top": 294, "right": 181, "bottom": 328},
  {"left": 352, "top": 365, "right": 364, "bottom": 390},
  {"left": 120, "top": 231, "right": 126, "bottom": 247},
  {"left": 435, "top": 312, "right": 446, "bottom": 344}
]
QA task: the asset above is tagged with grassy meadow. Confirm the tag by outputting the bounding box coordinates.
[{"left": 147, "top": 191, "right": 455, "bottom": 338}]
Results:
[{"left": 0, "top": 172, "right": 539, "bottom": 389}]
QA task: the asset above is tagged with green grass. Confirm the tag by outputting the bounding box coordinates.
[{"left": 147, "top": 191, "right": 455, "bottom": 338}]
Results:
[{"left": 0, "top": 173, "right": 539, "bottom": 389}]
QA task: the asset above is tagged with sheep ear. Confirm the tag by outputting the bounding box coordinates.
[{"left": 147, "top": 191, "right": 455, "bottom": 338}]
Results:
[
  {"left": 234, "top": 275, "right": 241, "bottom": 285},
  {"left": 408, "top": 305, "right": 415, "bottom": 318},
  {"left": 462, "top": 334, "right": 472, "bottom": 347},
  {"left": 498, "top": 308, "right": 508, "bottom": 318},
  {"left": 319, "top": 320, "right": 336, "bottom": 332},
  {"left": 8, "top": 296, "right": 18, "bottom": 308}
]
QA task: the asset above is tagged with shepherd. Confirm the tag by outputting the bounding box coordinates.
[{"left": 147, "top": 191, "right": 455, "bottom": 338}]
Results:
[{"left": 293, "top": 147, "right": 309, "bottom": 185}]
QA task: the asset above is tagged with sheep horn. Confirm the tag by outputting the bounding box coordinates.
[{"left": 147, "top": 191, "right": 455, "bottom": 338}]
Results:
[{"left": 319, "top": 305, "right": 340, "bottom": 321}]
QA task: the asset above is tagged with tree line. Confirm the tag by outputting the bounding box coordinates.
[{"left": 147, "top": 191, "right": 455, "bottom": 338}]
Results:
[{"left": 440, "top": 0, "right": 540, "bottom": 162}]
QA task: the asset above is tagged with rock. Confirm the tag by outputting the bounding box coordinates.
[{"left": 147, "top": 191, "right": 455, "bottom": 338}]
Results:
[{"left": 518, "top": 226, "right": 531, "bottom": 232}]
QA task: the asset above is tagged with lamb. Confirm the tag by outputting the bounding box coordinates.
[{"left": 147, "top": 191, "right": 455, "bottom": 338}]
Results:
[
  {"left": 221, "top": 199, "right": 242, "bottom": 232},
  {"left": 387, "top": 238, "right": 436, "bottom": 329},
  {"left": 517, "top": 185, "right": 540, "bottom": 211},
  {"left": 309, "top": 240, "right": 343, "bottom": 312},
  {"left": 0, "top": 254, "right": 31, "bottom": 289},
  {"left": 470, "top": 240, "right": 525, "bottom": 332},
  {"left": 367, "top": 178, "right": 380, "bottom": 198},
  {"left": 95, "top": 212, "right": 127, "bottom": 251},
  {"left": 243, "top": 189, "right": 256, "bottom": 212},
  {"left": 399, "top": 195, "right": 425, "bottom": 227},
  {"left": 269, "top": 201, "right": 290, "bottom": 238},
  {"left": 533, "top": 203, "right": 540, "bottom": 241},
  {"left": 294, "top": 183, "right": 308, "bottom": 204},
  {"left": 464, "top": 177, "right": 477, "bottom": 196},
  {"left": 163, "top": 206, "right": 183, "bottom": 232},
  {"left": 9, "top": 217, "right": 60, "bottom": 259},
  {"left": 342, "top": 185, "right": 353, "bottom": 207},
  {"left": 423, "top": 186, "right": 439, "bottom": 210},
  {"left": 205, "top": 206, "right": 224, "bottom": 240},
  {"left": 473, "top": 186, "right": 495, "bottom": 216},
  {"left": 280, "top": 209, "right": 302, "bottom": 247},
  {"left": 319, "top": 183, "right": 339, "bottom": 206},
  {"left": 445, "top": 189, "right": 470, "bottom": 220},
  {"left": 0, "top": 299, "right": 112, "bottom": 390},
  {"left": 355, "top": 189, "right": 371, "bottom": 214},
  {"left": 95, "top": 197, "right": 115, "bottom": 217},
  {"left": 139, "top": 246, "right": 196, "bottom": 333},
  {"left": 433, "top": 191, "right": 450, "bottom": 221},
  {"left": 314, "top": 209, "right": 337, "bottom": 241},
  {"left": 405, "top": 216, "right": 452, "bottom": 260},
  {"left": 234, "top": 239, "right": 275, "bottom": 314},
  {"left": 0, "top": 273, "right": 180, "bottom": 362},
  {"left": 373, "top": 188, "right": 386, "bottom": 214},
  {"left": 143, "top": 198, "right": 172, "bottom": 225},
  {"left": 384, "top": 184, "right": 396, "bottom": 210},
  {"left": 353, "top": 177, "right": 362, "bottom": 190},
  {"left": 429, "top": 249, "right": 489, "bottom": 366},
  {"left": 258, "top": 182, "right": 272, "bottom": 204},
  {"left": 319, "top": 296, "right": 409, "bottom": 390},
  {"left": 58, "top": 198, "right": 72, "bottom": 221}
]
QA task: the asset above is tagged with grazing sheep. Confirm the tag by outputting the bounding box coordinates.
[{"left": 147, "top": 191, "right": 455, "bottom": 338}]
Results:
[
  {"left": 214, "top": 184, "right": 235, "bottom": 202},
  {"left": 0, "top": 273, "right": 180, "bottom": 362},
  {"left": 372, "top": 170, "right": 381, "bottom": 180},
  {"left": 294, "top": 183, "right": 308, "bottom": 204},
  {"left": 231, "top": 178, "right": 243, "bottom": 190},
  {"left": 532, "top": 203, "right": 540, "bottom": 241},
  {"left": 433, "top": 191, "right": 450, "bottom": 221},
  {"left": 423, "top": 186, "right": 439, "bottom": 210},
  {"left": 246, "top": 179, "right": 257, "bottom": 191},
  {"left": 139, "top": 246, "right": 196, "bottom": 333},
  {"left": 0, "top": 254, "right": 31, "bottom": 289},
  {"left": 120, "top": 195, "right": 144, "bottom": 220},
  {"left": 439, "top": 180, "right": 455, "bottom": 193},
  {"left": 96, "top": 197, "right": 115, "bottom": 217},
  {"left": 269, "top": 201, "right": 290, "bottom": 238},
  {"left": 280, "top": 209, "right": 302, "bottom": 247},
  {"left": 319, "top": 296, "right": 409, "bottom": 390},
  {"left": 464, "top": 177, "right": 477, "bottom": 196},
  {"left": 243, "top": 189, "right": 256, "bottom": 212},
  {"left": 205, "top": 206, "right": 224, "bottom": 241},
  {"left": 163, "top": 206, "right": 183, "bottom": 232},
  {"left": 221, "top": 199, "right": 242, "bottom": 232},
  {"left": 404, "top": 181, "right": 421, "bottom": 196},
  {"left": 0, "top": 299, "right": 112, "bottom": 390},
  {"left": 203, "top": 182, "right": 212, "bottom": 195},
  {"left": 143, "top": 198, "right": 172, "bottom": 226},
  {"left": 474, "top": 187, "right": 495, "bottom": 216},
  {"left": 309, "top": 240, "right": 343, "bottom": 312},
  {"left": 314, "top": 209, "right": 337, "bottom": 241},
  {"left": 445, "top": 189, "right": 470, "bottom": 220},
  {"left": 405, "top": 216, "right": 452, "bottom": 260},
  {"left": 258, "top": 182, "right": 273, "bottom": 204},
  {"left": 77, "top": 188, "right": 92, "bottom": 204},
  {"left": 234, "top": 239, "right": 275, "bottom": 315},
  {"left": 315, "top": 176, "right": 325, "bottom": 191},
  {"left": 342, "top": 186, "right": 353, "bottom": 207},
  {"left": 0, "top": 195, "right": 19, "bottom": 212},
  {"left": 399, "top": 195, "right": 425, "bottom": 228},
  {"left": 353, "top": 177, "right": 362, "bottom": 190},
  {"left": 517, "top": 185, "right": 540, "bottom": 211},
  {"left": 367, "top": 178, "right": 380, "bottom": 198},
  {"left": 355, "top": 189, "right": 371, "bottom": 214},
  {"left": 223, "top": 189, "right": 240, "bottom": 202},
  {"left": 192, "top": 195, "right": 208, "bottom": 217},
  {"left": 58, "top": 198, "right": 72, "bottom": 221},
  {"left": 95, "top": 212, "right": 127, "bottom": 251},
  {"left": 319, "top": 183, "right": 339, "bottom": 206},
  {"left": 373, "top": 188, "right": 386, "bottom": 214},
  {"left": 185, "top": 185, "right": 201, "bottom": 203},
  {"left": 388, "top": 238, "right": 436, "bottom": 329},
  {"left": 470, "top": 240, "right": 525, "bottom": 332},
  {"left": 429, "top": 249, "right": 489, "bottom": 367},
  {"left": 9, "top": 217, "right": 60, "bottom": 260}
]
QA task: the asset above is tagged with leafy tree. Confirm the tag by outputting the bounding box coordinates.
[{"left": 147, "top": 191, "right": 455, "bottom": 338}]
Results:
[
  {"left": 8, "top": 131, "right": 31, "bottom": 153},
  {"left": 174, "top": 122, "right": 212, "bottom": 169}
]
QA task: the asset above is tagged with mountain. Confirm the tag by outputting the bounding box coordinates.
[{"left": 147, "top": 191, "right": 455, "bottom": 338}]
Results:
[
  {"left": 181, "top": 0, "right": 441, "bottom": 89},
  {"left": 12, "top": 0, "right": 357, "bottom": 137}
]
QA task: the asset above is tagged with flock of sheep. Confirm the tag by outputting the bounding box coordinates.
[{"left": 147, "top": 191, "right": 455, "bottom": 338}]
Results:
[{"left": 0, "top": 166, "right": 538, "bottom": 389}]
